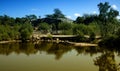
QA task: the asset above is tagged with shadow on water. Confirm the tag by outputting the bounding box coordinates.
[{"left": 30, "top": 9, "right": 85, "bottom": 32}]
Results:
[
  {"left": 0, "top": 42, "right": 120, "bottom": 71},
  {"left": 93, "top": 46, "right": 120, "bottom": 71},
  {"left": 0, "top": 42, "right": 73, "bottom": 60}
]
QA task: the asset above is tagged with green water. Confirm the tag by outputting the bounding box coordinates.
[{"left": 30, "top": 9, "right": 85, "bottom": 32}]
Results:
[{"left": 0, "top": 42, "right": 120, "bottom": 71}]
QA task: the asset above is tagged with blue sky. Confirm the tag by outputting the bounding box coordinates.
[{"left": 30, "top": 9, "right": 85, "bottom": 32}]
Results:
[{"left": 0, "top": 0, "right": 120, "bottom": 20}]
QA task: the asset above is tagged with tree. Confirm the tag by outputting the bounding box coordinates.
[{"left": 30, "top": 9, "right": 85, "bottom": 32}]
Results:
[
  {"left": 74, "top": 16, "right": 84, "bottom": 24},
  {"left": 83, "top": 14, "right": 98, "bottom": 25},
  {"left": 72, "top": 24, "right": 90, "bottom": 35},
  {"left": 25, "top": 14, "right": 37, "bottom": 21},
  {"left": 74, "top": 14, "right": 99, "bottom": 25},
  {"left": 38, "top": 23, "right": 50, "bottom": 34},
  {"left": 46, "top": 8, "right": 65, "bottom": 19},
  {"left": 58, "top": 22, "right": 72, "bottom": 30},
  {"left": 19, "top": 23, "right": 33, "bottom": 42},
  {"left": 53, "top": 8, "right": 65, "bottom": 19},
  {"left": 45, "top": 8, "right": 65, "bottom": 34},
  {"left": 58, "top": 22, "right": 72, "bottom": 35},
  {"left": 88, "top": 22, "right": 101, "bottom": 35},
  {"left": 97, "top": 2, "right": 119, "bottom": 37},
  {"left": 0, "top": 15, "right": 15, "bottom": 26},
  {"left": 0, "top": 25, "right": 8, "bottom": 40},
  {"left": 0, "top": 24, "right": 21, "bottom": 41},
  {"left": 15, "top": 17, "right": 23, "bottom": 24}
]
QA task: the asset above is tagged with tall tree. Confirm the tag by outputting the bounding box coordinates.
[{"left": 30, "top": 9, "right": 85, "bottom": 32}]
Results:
[
  {"left": 25, "top": 14, "right": 37, "bottom": 23},
  {"left": 53, "top": 8, "right": 65, "bottom": 19},
  {"left": 98, "top": 2, "right": 119, "bottom": 37},
  {"left": 74, "top": 14, "right": 98, "bottom": 25},
  {"left": 83, "top": 14, "right": 98, "bottom": 25},
  {"left": 46, "top": 8, "right": 65, "bottom": 19},
  {"left": 45, "top": 8, "right": 65, "bottom": 34},
  {"left": 74, "top": 16, "right": 84, "bottom": 24}
]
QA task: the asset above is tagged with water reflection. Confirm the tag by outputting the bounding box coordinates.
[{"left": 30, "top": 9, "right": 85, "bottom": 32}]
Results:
[
  {"left": 93, "top": 46, "right": 120, "bottom": 71},
  {"left": 0, "top": 42, "right": 73, "bottom": 60},
  {"left": 94, "top": 51, "right": 118, "bottom": 71},
  {"left": 0, "top": 42, "right": 120, "bottom": 71},
  {"left": 0, "top": 42, "right": 38, "bottom": 56},
  {"left": 35, "top": 42, "right": 73, "bottom": 60},
  {"left": 74, "top": 46, "right": 103, "bottom": 56}
]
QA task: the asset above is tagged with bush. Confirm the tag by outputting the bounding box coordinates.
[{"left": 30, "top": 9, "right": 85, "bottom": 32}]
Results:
[
  {"left": 58, "top": 22, "right": 72, "bottom": 35},
  {"left": 47, "top": 34, "right": 53, "bottom": 40},
  {"left": 88, "top": 22, "right": 100, "bottom": 35},
  {"left": 115, "top": 28, "right": 120, "bottom": 37},
  {"left": 19, "top": 23, "right": 33, "bottom": 42},
  {"left": 38, "top": 22, "right": 50, "bottom": 34},
  {"left": 74, "top": 31, "right": 88, "bottom": 42},
  {"left": 89, "top": 32, "right": 95, "bottom": 41},
  {"left": 72, "top": 24, "right": 90, "bottom": 35},
  {"left": 0, "top": 25, "right": 10, "bottom": 40},
  {"left": 98, "top": 35, "right": 117, "bottom": 47}
]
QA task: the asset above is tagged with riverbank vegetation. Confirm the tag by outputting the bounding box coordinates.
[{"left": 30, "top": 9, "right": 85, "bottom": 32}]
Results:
[{"left": 0, "top": 2, "right": 120, "bottom": 46}]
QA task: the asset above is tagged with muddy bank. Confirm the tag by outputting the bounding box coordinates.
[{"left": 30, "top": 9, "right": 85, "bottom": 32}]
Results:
[
  {"left": 0, "top": 39, "right": 98, "bottom": 47},
  {"left": 0, "top": 40, "right": 21, "bottom": 44},
  {"left": 66, "top": 41, "right": 98, "bottom": 47}
]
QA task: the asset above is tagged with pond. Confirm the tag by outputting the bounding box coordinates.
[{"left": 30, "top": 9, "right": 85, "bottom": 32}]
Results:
[{"left": 0, "top": 42, "right": 120, "bottom": 71}]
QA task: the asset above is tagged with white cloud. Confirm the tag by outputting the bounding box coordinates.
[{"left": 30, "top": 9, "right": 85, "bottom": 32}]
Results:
[
  {"left": 93, "top": 11, "right": 97, "bottom": 14},
  {"left": 117, "top": 16, "right": 120, "bottom": 19},
  {"left": 66, "top": 15, "right": 72, "bottom": 19},
  {"left": 111, "top": 4, "right": 117, "bottom": 9},
  {"left": 74, "top": 13, "right": 81, "bottom": 17}
]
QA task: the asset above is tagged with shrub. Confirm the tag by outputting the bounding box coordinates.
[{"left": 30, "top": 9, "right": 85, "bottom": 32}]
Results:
[
  {"left": 89, "top": 32, "right": 95, "bottom": 41},
  {"left": 58, "top": 22, "right": 72, "bottom": 35},
  {"left": 38, "top": 22, "right": 50, "bottom": 34},
  {"left": 98, "top": 35, "right": 117, "bottom": 47},
  {"left": 19, "top": 23, "right": 33, "bottom": 42},
  {"left": 72, "top": 24, "right": 90, "bottom": 35}
]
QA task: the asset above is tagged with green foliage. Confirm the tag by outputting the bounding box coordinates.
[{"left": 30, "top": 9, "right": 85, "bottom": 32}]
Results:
[
  {"left": 38, "top": 23, "right": 50, "bottom": 34},
  {"left": 0, "top": 24, "right": 33, "bottom": 41},
  {"left": 0, "top": 15, "right": 15, "bottom": 26},
  {"left": 72, "top": 24, "right": 90, "bottom": 35},
  {"left": 53, "top": 8, "right": 65, "bottom": 18},
  {"left": 88, "top": 22, "right": 100, "bottom": 35},
  {"left": 75, "top": 33, "right": 87, "bottom": 42},
  {"left": 62, "top": 30, "right": 73, "bottom": 35},
  {"left": 19, "top": 23, "right": 33, "bottom": 41},
  {"left": 98, "top": 35, "right": 118, "bottom": 47},
  {"left": 59, "top": 22, "right": 72, "bottom": 30},
  {"left": 0, "top": 25, "right": 9, "bottom": 40},
  {"left": 74, "top": 14, "right": 98, "bottom": 25},
  {"left": 98, "top": 2, "right": 119, "bottom": 37},
  {"left": 0, "top": 26, "right": 9, "bottom": 40},
  {"left": 115, "top": 28, "right": 120, "bottom": 37},
  {"left": 98, "top": 2, "right": 111, "bottom": 20},
  {"left": 47, "top": 34, "right": 53, "bottom": 40},
  {"left": 44, "top": 8, "right": 66, "bottom": 34},
  {"left": 58, "top": 22, "right": 72, "bottom": 35},
  {"left": 20, "top": 29, "right": 31, "bottom": 41},
  {"left": 74, "top": 16, "right": 84, "bottom": 24},
  {"left": 0, "top": 4, "right": 120, "bottom": 44},
  {"left": 0, "top": 25, "right": 21, "bottom": 41},
  {"left": 46, "top": 8, "right": 65, "bottom": 19},
  {"left": 89, "top": 32, "right": 96, "bottom": 41},
  {"left": 25, "top": 14, "right": 37, "bottom": 21}
]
